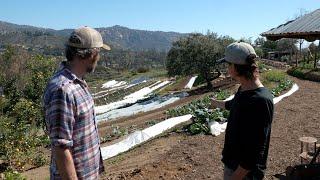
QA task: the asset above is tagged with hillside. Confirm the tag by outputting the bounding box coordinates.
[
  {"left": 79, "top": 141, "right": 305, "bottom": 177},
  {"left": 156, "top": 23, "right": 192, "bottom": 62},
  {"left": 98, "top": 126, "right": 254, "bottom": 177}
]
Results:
[{"left": 0, "top": 21, "right": 186, "bottom": 52}]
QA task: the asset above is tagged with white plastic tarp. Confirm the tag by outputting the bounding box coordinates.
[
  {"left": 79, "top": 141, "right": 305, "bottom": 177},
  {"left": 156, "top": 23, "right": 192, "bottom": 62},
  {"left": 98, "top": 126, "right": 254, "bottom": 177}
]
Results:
[
  {"left": 95, "top": 81, "right": 171, "bottom": 114},
  {"left": 209, "top": 121, "right": 227, "bottom": 136},
  {"left": 184, "top": 76, "right": 198, "bottom": 89},
  {"left": 102, "top": 80, "right": 127, "bottom": 89},
  {"left": 101, "top": 114, "right": 193, "bottom": 160},
  {"left": 96, "top": 96, "right": 181, "bottom": 122},
  {"left": 93, "top": 80, "right": 148, "bottom": 98}
]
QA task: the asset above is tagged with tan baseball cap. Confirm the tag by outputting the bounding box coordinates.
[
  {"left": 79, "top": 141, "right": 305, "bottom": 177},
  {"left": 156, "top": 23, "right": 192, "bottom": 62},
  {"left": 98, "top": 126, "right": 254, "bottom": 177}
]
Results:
[
  {"left": 217, "top": 42, "right": 257, "bottom": 65},
  {"left": 66, "top": 26, "right": 111, "bottom": 50}
]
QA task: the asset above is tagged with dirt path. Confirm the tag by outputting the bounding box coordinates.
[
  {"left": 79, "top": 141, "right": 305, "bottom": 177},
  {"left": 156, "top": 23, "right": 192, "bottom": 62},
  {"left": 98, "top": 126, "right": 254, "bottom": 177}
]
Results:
[{"left": 23, "top": 77, "right": 319, "bottom": 179}]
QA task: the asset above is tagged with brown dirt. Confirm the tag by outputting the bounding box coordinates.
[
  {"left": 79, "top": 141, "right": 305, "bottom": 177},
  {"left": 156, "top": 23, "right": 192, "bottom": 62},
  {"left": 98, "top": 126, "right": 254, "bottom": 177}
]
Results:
[{"left": 23, "top": 77, "right": 320, "bottom": 180}]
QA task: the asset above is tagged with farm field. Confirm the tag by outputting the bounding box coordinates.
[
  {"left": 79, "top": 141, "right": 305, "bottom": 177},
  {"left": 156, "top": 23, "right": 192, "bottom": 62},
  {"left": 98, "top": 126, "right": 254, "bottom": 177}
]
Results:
[
  {"left": 1, "top": 5, "right": 319, "bottom": 180},
  {"left": 22, "top": 64, "right": 320, "bottom": 180}
]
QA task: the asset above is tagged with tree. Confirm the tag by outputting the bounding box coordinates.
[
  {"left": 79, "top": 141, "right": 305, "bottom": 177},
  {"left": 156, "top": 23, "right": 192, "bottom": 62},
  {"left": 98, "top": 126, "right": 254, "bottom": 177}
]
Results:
[
  {"left": 260, "top": 39, "right": 277, "bottom": 58},
  {"left": 254, "top": 37, "right": 266, "bottom": 47},
  {"left": 166, "top": 32, "right": 229, "bottom": 89},
  {"left": 276, "top": 38, "right": 298, "bottom": 52},
  {"left": 276, "top": 38, "right": 298, "bottom": 65}
]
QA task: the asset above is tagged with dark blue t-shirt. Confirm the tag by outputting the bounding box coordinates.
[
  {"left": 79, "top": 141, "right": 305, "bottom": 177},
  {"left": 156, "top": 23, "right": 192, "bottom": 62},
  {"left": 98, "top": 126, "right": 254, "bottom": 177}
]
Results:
[{"left": 222, "top": 87, "right": 274, "bottom": 176}]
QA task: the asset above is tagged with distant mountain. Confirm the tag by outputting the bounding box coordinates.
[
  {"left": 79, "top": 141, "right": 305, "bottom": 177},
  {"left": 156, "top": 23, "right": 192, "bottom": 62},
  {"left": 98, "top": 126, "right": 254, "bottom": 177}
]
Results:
[{"left": 0, "top": 21, "right": 186, "bottom": 52}]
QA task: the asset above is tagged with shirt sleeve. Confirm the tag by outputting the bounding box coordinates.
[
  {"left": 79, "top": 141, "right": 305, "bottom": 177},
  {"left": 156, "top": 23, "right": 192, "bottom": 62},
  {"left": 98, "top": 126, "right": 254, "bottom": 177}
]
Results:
[
  {"left": 46, "top": 88, "right": 75, "bottom": 147},
  {"left": 238, "top": 98, "right": 273, "bottom": 170}
]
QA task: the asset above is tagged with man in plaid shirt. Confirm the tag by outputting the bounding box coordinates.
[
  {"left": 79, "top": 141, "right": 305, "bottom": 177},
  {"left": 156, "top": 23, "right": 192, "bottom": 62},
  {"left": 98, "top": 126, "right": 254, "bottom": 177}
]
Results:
[{"left": 44, "top": 26, "right": 111, "bottom": 179}]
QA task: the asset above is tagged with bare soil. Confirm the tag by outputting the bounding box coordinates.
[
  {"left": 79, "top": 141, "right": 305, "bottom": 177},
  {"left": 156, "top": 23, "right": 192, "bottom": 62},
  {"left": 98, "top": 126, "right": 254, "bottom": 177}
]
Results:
[{"left": 23, "top": 77, "right": 320, "bottom": 180}]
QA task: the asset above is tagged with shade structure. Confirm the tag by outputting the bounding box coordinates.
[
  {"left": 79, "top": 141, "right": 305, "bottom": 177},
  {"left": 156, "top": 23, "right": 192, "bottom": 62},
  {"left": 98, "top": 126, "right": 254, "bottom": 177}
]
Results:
[{"left": 261, "top": 9, "right": 320, "bottom": 42}]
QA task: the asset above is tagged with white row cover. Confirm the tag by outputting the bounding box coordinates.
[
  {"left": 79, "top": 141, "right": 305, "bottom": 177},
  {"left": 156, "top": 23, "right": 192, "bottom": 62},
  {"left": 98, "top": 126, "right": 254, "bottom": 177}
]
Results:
[
  {"left": 101, "top": 80, "right": 127, "bottom": 89},
  {"left": 101, "top": 114, "right": 193, "bottom": 160},
  {"left": 96, "top": 96, "right": 181, "bottom": 122},
  {"left": 184, "top": 76, "right": 198, "bottom": 89},
  {"left": 93, "top": 80, "right": 148, "bottom": 98},
  {"left": 95, "top": 80, "right": 171, "bottom": 114}
]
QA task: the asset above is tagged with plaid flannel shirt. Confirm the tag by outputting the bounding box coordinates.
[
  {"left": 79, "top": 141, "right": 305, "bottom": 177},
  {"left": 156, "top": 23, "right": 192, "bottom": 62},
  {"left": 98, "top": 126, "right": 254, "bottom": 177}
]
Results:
[{"left": 44, "top": 62, "right": 104, "bottom": 180}]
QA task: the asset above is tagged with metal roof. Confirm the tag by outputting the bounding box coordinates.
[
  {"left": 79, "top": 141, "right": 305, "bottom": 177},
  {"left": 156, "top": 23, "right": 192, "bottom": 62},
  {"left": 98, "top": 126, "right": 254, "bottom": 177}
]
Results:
[{"left": 261, "top": 9, "right": 320, "bottom": 41}]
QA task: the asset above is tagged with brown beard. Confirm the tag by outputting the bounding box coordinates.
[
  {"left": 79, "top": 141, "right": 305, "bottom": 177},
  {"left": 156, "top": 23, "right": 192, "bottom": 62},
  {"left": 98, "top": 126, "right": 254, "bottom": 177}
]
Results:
[{"left": 86, "top": 53, "right": 99, "bottom": 73}]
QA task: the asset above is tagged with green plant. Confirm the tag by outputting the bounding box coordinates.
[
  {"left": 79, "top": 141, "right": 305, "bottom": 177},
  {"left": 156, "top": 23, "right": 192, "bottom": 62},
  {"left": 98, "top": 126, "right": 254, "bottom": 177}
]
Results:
[
  {"left": 189, "top": 122, "right": 208, "bottom": 135},
  {"left": 32, "top": 152, "right": 47, "bottom": 167},
  {"left": 287, "top": 67, "right": 305, "bottom": 79},
  {"left": 257, "top": 61, "right": 267, "bottom": 72},
  {"left": 145, "top": 120, "right": 158, "bottom": 126},
  {"left": 137, "top": 67, "right": 149, "bottom": 73},
  {"left": 3, "top": 171, "right": 26, "bottom": 180},
  {"left": 214, "top": 90, "right": 231, "bottom": 100},
  {"left": 271, "top": 79, "right": 293, "bottom": 97},
  {"left": 263, "top": 70, "right": 286, "bottom": 82},
  {"left": 166, "top": 90, "right": 230, "bottom": 135}
]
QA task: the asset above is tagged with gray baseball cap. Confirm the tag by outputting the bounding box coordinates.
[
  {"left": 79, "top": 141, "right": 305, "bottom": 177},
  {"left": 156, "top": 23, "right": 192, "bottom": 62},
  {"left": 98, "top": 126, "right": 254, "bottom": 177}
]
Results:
[
  {"left": 217, "top": 42, "right": 257, "bottom": 65},
  {"left": 66, "top": 26, "right": 111, "bottom": 50}
]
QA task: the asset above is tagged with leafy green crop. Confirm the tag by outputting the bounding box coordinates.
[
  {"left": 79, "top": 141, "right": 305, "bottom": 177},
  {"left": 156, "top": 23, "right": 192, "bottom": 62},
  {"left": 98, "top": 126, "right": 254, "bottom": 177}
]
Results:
[
  {"left": 271, "top": 79, "right": 293, "bottom": 97},
  {"left": 166, "top": 90, "right": 230, "bottom": 135}
]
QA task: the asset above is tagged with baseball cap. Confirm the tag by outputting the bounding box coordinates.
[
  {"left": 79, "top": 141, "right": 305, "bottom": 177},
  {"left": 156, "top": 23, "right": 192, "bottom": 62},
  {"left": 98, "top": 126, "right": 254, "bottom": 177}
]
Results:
[
  {"left": 217, "top": 42, "right": 257, "bottom": 65},
  {"left": 66, "top": 26, "right": 111, "bottom": 50}
]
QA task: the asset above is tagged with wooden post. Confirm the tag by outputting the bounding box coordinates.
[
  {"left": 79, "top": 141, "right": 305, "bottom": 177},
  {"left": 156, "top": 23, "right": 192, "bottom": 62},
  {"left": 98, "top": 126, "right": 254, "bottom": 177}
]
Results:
[
  {"left": 314, "top": 40, "right": 319, "bottom": 69},
  {"left": 315, "top": 51, "right": 317, "bottom": 69},
  {"left": 294, "top": 39, "right": 298, "bottom": 67},
  {"left": 313, "top": 39, "right": 320, "bottom": 69}
]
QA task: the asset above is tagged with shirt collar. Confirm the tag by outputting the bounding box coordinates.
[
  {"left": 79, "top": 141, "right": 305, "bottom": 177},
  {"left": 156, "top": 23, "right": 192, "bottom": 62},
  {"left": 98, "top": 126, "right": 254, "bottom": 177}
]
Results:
[{"left": 59, "top": 61, "right": 88, "bottom": 87}]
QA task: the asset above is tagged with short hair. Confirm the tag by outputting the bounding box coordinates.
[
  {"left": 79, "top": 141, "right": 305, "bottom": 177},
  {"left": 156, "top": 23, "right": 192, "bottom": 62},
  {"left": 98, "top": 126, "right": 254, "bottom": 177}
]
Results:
[
  {"left": 233, "top": 54, "right": 258, "bottom": 80},
  {"left": 65, "top": 46, "right": 100, "bottom": 61}
]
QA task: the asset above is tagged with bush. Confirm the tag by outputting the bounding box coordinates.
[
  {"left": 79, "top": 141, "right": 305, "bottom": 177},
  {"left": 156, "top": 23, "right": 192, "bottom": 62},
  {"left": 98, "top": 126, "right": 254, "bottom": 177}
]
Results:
[
  {"left": 3, "top": 171, "right": 26, "bottom": 180},
  {"left": 0, "top": 52, "right": 54, "bottom": 172},
  {"left": 137, "top": 67, "right": 149, "bottom": 73},
  {"left": 0, "top": 115, "right": 32, "bottom": 171},
  {"left": 32, "top": 152, "right": 47, "bottom": 167},
  {"left": 193, "top": 75, "right": 206, "bottom": 86},
  {"left": 0, "top": 115, "right": 50, "bottom": 171},
  {"left": 287, "top": 67, "right": 305, "bottom": 79},
  {"left": 10, "top": 98, "right": 41, "bottom": 125},
  {"left": 305, "top": 70, "right": 320, "bottom": 82}
]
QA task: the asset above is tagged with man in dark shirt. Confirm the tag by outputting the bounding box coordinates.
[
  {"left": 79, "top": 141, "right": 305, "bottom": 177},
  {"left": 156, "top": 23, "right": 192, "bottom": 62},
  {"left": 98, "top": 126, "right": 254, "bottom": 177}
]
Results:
[{"left": 211, "top": 42, "right": 274, "bottom": 180}]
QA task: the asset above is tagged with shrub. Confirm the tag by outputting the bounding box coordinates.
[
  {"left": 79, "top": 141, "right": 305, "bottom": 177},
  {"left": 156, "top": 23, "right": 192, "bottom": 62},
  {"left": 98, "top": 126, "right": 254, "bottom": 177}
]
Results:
[
  {"left": 193, "top": 75, "right": 206, "bottom": 86},
  {"left": 32, "top": 152, "right": 47, "bottom": 167},
  {"left": 137, "top": 67, "right": 149, "bottom": 73},
  {"left": 287, "top": 67, "right": 305, "bottom": 79},
  {"left": 10, "top": 98, "right": 41, "bottom": 125},
  {"left": 0, "top": 53, "right": 55, "bottom": 172},
  {"left": 3, "top": 171, "right": 26, "bottom": 180},
  {"left": 0, "top": 115, "right": 50, "bottom": 171}
]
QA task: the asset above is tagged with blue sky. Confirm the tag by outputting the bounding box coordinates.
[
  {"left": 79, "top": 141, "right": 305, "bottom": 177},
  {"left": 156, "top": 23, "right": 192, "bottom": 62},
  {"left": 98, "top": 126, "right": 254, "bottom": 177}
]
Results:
[{"left": 0, "top": 0, "right": 318, "bottom": 40}]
